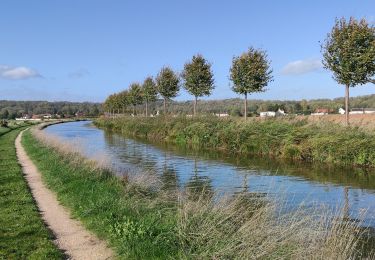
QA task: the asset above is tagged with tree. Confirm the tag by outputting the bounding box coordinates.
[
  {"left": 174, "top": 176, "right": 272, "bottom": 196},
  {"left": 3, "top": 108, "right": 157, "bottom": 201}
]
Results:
[
  {"left": 103, "top": 95, "right": 112, "bottom": 115},
  {"left": 322, "top": 17, "right": 375, "bottom": 125},
  {"left": 142, "top": 77, "right": 158, "bottom": 117},
  {"left": 118, "top": 90, "right": 130, "bottom": 114},
  {"left": 113, "top": 93, "right": 123, "bottom": 114},
  {"left": 182, "top": 54, "right": 215, "bottom": 116},
  {"left": 156, "top": 67, "right": 180, "bottom": 115},
  {"left": 1, "top": 109, "right": 9, "bottom": 119},
  {"left": 128, "top": 83, "right": 143, "bottom": 115},
  {"left": 104, "top": 94, "right": 118, "bottom": 117},
  {"left": 230, "top": 47, "right": 273, "bottom": 120}
]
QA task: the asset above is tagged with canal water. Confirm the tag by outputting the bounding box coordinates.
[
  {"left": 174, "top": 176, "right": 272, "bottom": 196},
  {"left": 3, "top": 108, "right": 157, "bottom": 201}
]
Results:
[{"left": 45, "top": 121, "right": 375, "bottom": 227}]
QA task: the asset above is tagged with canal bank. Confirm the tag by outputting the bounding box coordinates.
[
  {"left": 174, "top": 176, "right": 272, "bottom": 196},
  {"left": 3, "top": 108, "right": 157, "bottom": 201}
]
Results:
[
  {"left": 94, "top": 116, "right": 375, "bottom": 168},
  {"left": 22, "top": 123, "right": 375, "bottom": 258},
  {"left": 45, "top": 120, "right": 375, "bottom": 228}
]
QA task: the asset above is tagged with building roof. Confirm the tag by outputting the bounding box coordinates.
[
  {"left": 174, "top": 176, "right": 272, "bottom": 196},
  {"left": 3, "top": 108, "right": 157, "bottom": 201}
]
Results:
[{"left": 315, "top": 108, "right": 329, "bottom": 113}]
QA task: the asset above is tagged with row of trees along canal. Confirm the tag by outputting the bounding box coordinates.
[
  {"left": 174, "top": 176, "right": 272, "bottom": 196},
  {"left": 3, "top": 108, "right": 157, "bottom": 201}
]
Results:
[{"left": 104, "top": 17, "right": 375, "bottom": 124}]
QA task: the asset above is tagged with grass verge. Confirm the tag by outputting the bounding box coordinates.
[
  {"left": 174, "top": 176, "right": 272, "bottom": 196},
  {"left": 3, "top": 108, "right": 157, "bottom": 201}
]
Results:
[
  {"left": 22, "top": 128, "right": 179, "bottom": 259},
  {"left": 95, "top": 116, "right": 375, "bottom": 167},
  {"left": 0, "top": 124, "right": 62, "bottom": 259},
  {"left": 20, "top": 125, "right": 375, "bottom": 258}
]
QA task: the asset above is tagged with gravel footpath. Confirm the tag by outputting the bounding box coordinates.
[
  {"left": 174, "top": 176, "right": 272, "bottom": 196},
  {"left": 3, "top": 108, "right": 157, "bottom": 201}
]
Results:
[{"left": 15, "top": 130, "right": 114, "bottom": 260}]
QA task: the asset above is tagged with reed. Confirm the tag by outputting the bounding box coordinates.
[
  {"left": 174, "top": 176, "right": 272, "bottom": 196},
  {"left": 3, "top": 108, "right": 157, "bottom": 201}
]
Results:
[{"left": 95, "top": 116, "right": 375, "bottom": 167}]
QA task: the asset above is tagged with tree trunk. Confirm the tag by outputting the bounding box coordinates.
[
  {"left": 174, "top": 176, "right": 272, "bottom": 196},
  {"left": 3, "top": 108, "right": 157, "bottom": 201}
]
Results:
[
  {"left": 164, "top": 98, "right": 167, "bottom": 116},
  {"left": 145, "top": 100, "right": 148, "bottom": 117},
  {"left": 193, "top": 96, "right": 198, "bottom": 117},
  {"left": 345, "top": 85, "right": 350, "bottom": 126},
  {"left": 244, "top": 93, "right": 248, "bottom": 120},
  {"left": 133, "top": 105, "right": 135, "bottom": 116}
]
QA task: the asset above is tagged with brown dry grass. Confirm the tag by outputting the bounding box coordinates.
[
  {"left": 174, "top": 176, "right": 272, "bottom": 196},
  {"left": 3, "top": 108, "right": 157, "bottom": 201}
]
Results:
[
  {"left": 230, "top": 113, "right": 375, "bottom": 131},
  {"left": 304, "top": 114, "right": 375, "bottom": 131},
  {"left": 177, "top": 193, "right": 372, "bottom": 259}
]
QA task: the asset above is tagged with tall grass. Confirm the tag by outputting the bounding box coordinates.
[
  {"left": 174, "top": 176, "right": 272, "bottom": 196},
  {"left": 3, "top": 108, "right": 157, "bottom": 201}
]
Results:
[
  {"left": 95, "top": 116, "right": 375, "bottom": 167},
  {"left": 21, "top": 125, "right": 375, "bottom": 258}
]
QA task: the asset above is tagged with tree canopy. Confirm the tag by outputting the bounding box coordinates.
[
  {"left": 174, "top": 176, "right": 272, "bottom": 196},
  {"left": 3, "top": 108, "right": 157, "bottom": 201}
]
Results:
[
  {"left": 182, "top": 54, "right": 215, "bottom": 115},
  {"left": 128, "top": 83, "right": 143, "bottom": 105},
  {"left": 142, "top": 77, "right": 158, "bottom": 116},
  {"left": 182, "top": 54, "right": 215, "bottom": 98},
  {"left": 156, "top": 67, "right": 180, "bottom": 99},
  {"left": 230, "top": 47, "right": 273, "bottom": 119},
  {"left": 230, "top": 47, "right": 273, "bottom": 95},
  {"left": 142, "top": 77, "right": 158, "bottom": 102},
  {"left": 156, "top": 67, "right": 180, "bottom": 114},
  {"left": 322, "top": 17, "right": 375, "bottom": 87},
  {"left": 322, "top": 17, "right": 375, "bottom": 125}
]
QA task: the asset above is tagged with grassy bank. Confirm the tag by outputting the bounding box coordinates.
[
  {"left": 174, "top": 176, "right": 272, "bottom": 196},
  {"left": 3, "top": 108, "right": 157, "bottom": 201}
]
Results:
[
  {"left": 20, "top": 125, "right": 375, "bottom": 258},
  {"left": 95, "top": 116, "right": 375, "bottom": 167},
  {"left": 22, "top": 129, "right": 179, "bottom": 259},
  {"left": 0, "top": 124, "right": 62, "bottom": 259}
]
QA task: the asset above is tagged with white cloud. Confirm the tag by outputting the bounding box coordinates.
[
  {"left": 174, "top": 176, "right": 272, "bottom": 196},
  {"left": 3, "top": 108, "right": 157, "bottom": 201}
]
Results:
[
  {"left": 69, "top": 68, "right": 90, "bottom": 79},
  {"left": 281, "top": 59, "right": 323, "bottom": 75},
  {"left": 0, "top": 65, "right": 41, "bottom": 80}
]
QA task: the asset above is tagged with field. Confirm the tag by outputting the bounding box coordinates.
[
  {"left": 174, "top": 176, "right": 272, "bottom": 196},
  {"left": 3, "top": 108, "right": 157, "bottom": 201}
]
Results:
[
  {"left": 0, "top": 123, "right": 62, "bottom": 259},
  {"left": 304, "top": 113, "right": 375, "bottom": 131}
]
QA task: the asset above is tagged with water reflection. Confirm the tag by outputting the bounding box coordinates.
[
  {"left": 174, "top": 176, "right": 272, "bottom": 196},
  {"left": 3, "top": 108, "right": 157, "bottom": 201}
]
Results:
[
  {"left": 184, "top": 159, "right": 214, "bottom": 201},
  {"left": 45, "top": 121, "right": 375, "bottom": 227}
]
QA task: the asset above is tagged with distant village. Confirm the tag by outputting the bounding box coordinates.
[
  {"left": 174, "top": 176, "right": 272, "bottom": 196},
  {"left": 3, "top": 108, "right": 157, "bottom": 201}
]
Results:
[
  {"left": 219, "top": 107, "right": 375, "bottom": 118},
  {"left": 259, "top": 107, "right": 375, "bottom": 117},
  {"left": 104, "top": 106, "right": 375, "bottom": 119},
  {"left": 15, "top": 112, "right": 86, "bottom": 121}
]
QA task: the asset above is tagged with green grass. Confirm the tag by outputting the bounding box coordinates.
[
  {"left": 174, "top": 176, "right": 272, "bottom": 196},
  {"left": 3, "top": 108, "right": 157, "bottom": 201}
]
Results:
[
  {"left": 95, "top": 116, "right": 375, "bottom": 167},
  {"left": 22, "top": 129, "right": 179, "bottom": 259},
  {"left": 0, "top": 125, "right": 62, "bottom": 259}
]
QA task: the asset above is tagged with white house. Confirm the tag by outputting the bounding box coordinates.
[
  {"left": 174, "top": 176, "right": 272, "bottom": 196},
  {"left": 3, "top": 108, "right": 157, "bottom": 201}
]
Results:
[
  {"left": 260, "top": 109, "right": 286, "bottom": 118},
  {"left": 43, "top": 113, "right": 52, "bottom": 119},
  {"left": 214, "top": 113, "right": 229, "bottom": 117},
  {"left": 340, "top": 108, "right": 375, "bottom": 115},
  {"left": 338, "top": 108, "right": 346, "bottom": 115},
  {"left": 364, "top": 109, "right": 375, "bottom": 114},
  {"left": 260, "top": 111, "right": 276, "bottom": 117}
]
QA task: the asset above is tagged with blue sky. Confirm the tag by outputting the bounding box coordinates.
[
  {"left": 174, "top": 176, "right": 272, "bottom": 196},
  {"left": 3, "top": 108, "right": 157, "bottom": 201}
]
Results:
[{"left": 0, "top": 0, "right": 374, "bottom": 102}]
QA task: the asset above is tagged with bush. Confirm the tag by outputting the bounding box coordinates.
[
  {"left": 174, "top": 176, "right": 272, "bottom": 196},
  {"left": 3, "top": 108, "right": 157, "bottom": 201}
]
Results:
[{"left": 1, "top": 120, "right": 8, "bottom": 128}]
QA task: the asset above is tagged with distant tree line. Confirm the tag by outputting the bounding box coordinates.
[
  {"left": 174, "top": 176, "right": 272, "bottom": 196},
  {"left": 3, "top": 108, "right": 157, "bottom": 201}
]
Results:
[
  {"left": 104, "top": 17, "right": 374, "bottom": 123},
  {"left": 3, "top": 94, "right": 375, "bottom": 120},
  {"left": 0, "top": 101, "right": 101, "bottom": 119}
]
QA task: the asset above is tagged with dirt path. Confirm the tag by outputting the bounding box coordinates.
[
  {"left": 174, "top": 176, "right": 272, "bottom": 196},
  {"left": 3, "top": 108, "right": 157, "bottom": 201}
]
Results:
[{"left": 15, "top": 130, "right": 114, "bottom": 260}]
